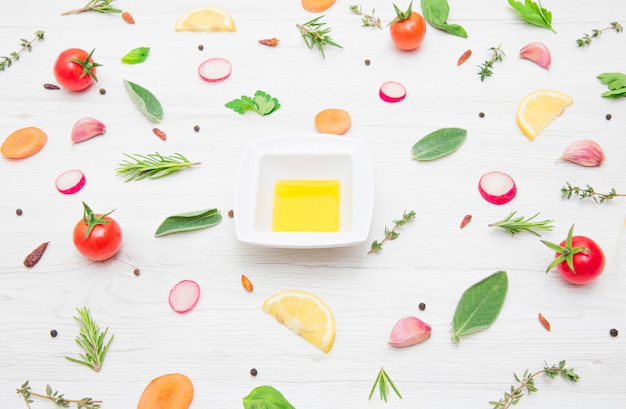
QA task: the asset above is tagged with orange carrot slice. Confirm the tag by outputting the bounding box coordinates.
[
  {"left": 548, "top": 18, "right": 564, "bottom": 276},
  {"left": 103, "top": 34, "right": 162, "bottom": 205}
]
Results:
[
  {"left": 301, "top": 0, "right": 336, "bottom": 12},
  {"left": 1, "top": 126, "right": 47, "bottom": 159},
  {"left": 314, "top": 108, "right": 352, "bottom": 135},
  {"left": 137, "top": 373, "right": 193, "bottom": 409}
]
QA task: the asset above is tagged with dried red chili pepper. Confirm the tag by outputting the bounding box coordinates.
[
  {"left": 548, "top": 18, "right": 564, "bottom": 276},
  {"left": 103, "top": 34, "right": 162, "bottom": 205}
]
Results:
[
  {"left": 241, "top": 274, "right": 254, "bottom": 292},
  {"left": 538, "top": 313, "right": 551, "bottom": 331},
  {"left": 457, "top": 49, "right": 472, "bottom": 66},
  {"left": 23, "top": 241, "right": 50, "bottom": 267},
  {"left": 258, "top": 38, "right": 280, "bottom": 46},
  {"left": 152, "top": 127, "right": 166, "bottom": 141},
  {"left": 122, "top": 11, "right": 135, "bottom": 24},
  {"left": 460, "top": 214, "right": 472, "bottom": 229}
]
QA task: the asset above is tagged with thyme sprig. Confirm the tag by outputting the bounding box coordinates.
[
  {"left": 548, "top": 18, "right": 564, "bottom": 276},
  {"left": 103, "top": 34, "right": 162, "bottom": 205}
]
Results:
[
  {"left": 116, "top": 152, "right": 200, "bottom": 182},
  {"left": 561, "top": 182, "right": 625, "bottom": 203},
  {"left": 489, "top": 211, "right": 554, "bottom": 236},
  {"left": 368, "top": 210, "right": 416, "bottom": 254},
  {"left": 65, "top": 307, "right": 114, "bottom": 372},
  {"left": 61, "top": 0, "right": 122, "bottom": 15},
  {"left": 0, "top": 31, "right": 45, "bottom": 71},
  {"left": 576, "top": 21, "right": 623, "bottom": 47},
  {"left": 490, "top": 360, "right": 579, "bottom": 409},
  {"left": 17, "top": 380, "right": 101, "bottom": 409},
  {"left": 349, "top": 5, "right": 382, "bottom": 29},
  {"left": 478, "top": 44, "right": 506, "bottom": 81},
  {"left": 369, "top": 367, "right": 402, "bottom": 402},
  {"left": 296, "top": 15, "right": 343, "bottom": 59}
]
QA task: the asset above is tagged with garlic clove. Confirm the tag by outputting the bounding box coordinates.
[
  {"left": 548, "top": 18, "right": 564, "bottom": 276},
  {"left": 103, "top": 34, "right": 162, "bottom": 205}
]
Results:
[
  {"left": 71, "top": 117, "right": 106, "bottom": 144},
  {"left": 519, "top": 42, "right": 551, "bottom": 69},
  {"left": 388, "top": 316, "right": 432, "bottom": 348},
  {"left": 560, "top": 139, "right": 606, "bottom": 167}
]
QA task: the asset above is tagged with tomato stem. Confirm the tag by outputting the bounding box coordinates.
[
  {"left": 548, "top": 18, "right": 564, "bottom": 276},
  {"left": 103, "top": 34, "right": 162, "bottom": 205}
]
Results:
[
  {"left": 82, "top": 201, "right": 114, "bottom": 240},
  {"left": 68, "top": 48, "right": 102, "bottom": 82},
  {"left": 391, "top": 1, "right": 413, "bottom": 24},
  {"left": 540, "top": 224, "right": 590, "bottom": 274}
]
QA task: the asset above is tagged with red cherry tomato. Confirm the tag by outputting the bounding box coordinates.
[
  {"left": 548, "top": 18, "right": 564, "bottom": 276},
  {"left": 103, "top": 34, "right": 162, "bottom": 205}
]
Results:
[
  {"left": 541, "top": 225, "right": 605, "bottom": 285},
  {"left": 53, "top": 48, "right": 101, "bottom": 92},
  {"left": 390, "top": 3, "right": 426, "bottom": 51},
  {"left": 73, "top": 202, "right": 122, "bottom": 261}
]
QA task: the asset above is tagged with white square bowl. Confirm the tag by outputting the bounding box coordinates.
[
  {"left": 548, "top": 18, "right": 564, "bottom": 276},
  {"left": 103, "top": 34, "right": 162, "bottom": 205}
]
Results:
[{"left": 234, "top": 135, "right": 374, "bottom": 248}]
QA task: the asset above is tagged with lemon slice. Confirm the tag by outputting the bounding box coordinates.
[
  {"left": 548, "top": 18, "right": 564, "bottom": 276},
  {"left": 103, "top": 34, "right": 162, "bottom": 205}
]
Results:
[
  {"left": 174, "top": 6, "right": 236, "bottom": 32},
  {"left": 262, "top": 290, "right": 335, "bottom": 353},
  {"left": 516, "top": 90, "right": 573, "bottom": 140}
]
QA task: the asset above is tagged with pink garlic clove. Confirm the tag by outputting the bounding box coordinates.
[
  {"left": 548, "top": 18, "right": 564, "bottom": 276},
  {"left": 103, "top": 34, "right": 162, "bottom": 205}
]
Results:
[
  {"left": 560, "top": 139, "right": 606, "bottom": 167},
  {"left": 388, "top": 316, "right": 432, "bottom": 348},
  {"left": 519, "top": 42, "right": 551, "bottom": 69},
  {"left": 71, "top": 117, "right": 106, "bottom": 144}
]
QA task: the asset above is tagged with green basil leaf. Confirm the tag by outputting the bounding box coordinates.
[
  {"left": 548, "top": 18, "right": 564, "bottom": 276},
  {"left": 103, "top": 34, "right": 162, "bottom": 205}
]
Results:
[
  {"left": 123, "top": 79, "right": 163, "bottom": 123},
  {"left": 452, "top": 271, "right": 508, "bottom": 343},
  {"left": 507, "top": 0, "right": 555, "bottom": 33},
  {"left": 421, "top": 0, "right": 468, "bottom": 38},
  {"left": 411, "top": 127, "right": 467, "bottom": 161},
  {"left": 243, "top": 386, "right": 296, "bottom": 409},
  {"left": 155, "top": 208, "right": 222, "bottom": 237},
  {"left": 121, "top": 47, "right": 150, "bottom": 64}
]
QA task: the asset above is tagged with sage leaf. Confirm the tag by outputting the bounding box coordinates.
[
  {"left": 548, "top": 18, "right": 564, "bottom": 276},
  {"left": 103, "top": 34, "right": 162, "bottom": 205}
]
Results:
[
  {"left": 452, "top": 271, "right": 508, "bottom": 343},
  {"left": 123, "top": 79, "right": 163, "bottom": 123},
  {"left": 243, "top": 385, "right": 295, "bottom": 409},
  {"left": 507, "top": 0, "right": 555, "bottom": 33},
  {"left": 155, "top": 208, "right": 222, "bottom": 237},
  {"left": 597, "top": 72, "right": 626, "bottom": 98},
  {"left": 411, "top": 127, "right": 467, "bottom": 161},
  {"left": 421, "top": 0, "right": 468, "bottom": 38},
  {"left": 121, "top": 47, "right": 150, "bottom": 64}
]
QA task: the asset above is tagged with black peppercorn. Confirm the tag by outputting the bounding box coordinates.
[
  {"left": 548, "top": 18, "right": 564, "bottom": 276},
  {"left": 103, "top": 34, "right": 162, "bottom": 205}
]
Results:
[
  {"left": 133, "top": 268, "right": 141, "bottom": 276},
  {"left": 250, "top": 368, "right": 257, "bottom": 376},
  {"left": 16, "top": 208, "right": 23, "bottom": 216},
  {"left": 99, "top": 88, "right": 106, "bottom": 95},
  {"left": 198, "top": 44, "right": 204, "bottom": 51},
  {"left": 193, "top": 125, "right": 200, "bottom": 132},
  {"left": 606, "top": 113, "right": 612, "bottom": 120},
  {"left": 228, "top": 209, "right": 234, "bottom": 218},
  {"left": 364, "top": 59, "right": 371, "bottom": 66},
  {"left": 610, "top": 328, "right": 619, "bottom": 337},
  {"left": 418, "top": 302, "right": 426, "bottom": 311},
  {"left": 479, "top": 112, "right": 485, "bottom": 118},
  {"left": 50, "top": 329, "right": 58, "bottom": 338}
]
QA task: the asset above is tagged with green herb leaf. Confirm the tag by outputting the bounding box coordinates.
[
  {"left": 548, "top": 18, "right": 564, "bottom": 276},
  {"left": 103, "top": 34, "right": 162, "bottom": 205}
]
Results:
[
  {"left": 243, "top": 385, "right": 295, "bottom": 409},
  {"left": 507, "top": 0, "right": 555, "bottom": 33},
  {"left": 597, "top": 72, "right": 626, "bottom": 98},
  {"left": 155, "top": 208, "right": 222, "bottom": 237},
  {"left": 421, "top": 0, "right": 468, "bottom": 38},
  {"left": 411, "top": 127, "right": 467, "bottom": 161},
  {"left": 452, "top": 271, "right": 508, "bottom": 342},
  {"left": 225, "top": 90, "right": 280, "bottom": 116},
  {"left": 123, "top": 79, "right": 163, "bottom": 123},
  {"left": 121, "top": 47, "right": 150, "bottom": 64}
]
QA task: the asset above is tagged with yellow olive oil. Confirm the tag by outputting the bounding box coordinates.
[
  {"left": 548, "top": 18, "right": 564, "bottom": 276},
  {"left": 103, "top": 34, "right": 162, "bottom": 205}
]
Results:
[{"left": 271, "top": 179, "right": 340, "bottom": 232}]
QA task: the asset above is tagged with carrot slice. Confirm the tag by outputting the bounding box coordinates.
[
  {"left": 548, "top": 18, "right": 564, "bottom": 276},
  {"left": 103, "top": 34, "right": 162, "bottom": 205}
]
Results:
[
  {"left": 314, "top": 108, "right": 352, "bottom": 135},
  {"left": 1, "top": 126, "right": 47, "bottom": 159},
  {"left": 301, "top": 0, "right": 336, "bottom": 12},
  {"left": 137, "top": 373, "right": 193, "bottom": 409}
]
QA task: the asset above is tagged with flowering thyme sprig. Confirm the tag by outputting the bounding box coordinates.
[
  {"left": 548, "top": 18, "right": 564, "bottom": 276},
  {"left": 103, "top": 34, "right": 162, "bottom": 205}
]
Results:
[
  {"left": 576, "top": 21, "right": 623, "bottom": 47},
  {"left": 0, "top": 31, "right": 45, "bottom": 71},
  {"left": 296, "top": 15, "right": 343, "bottom": 59},
  {"left": 368, "top": 210, "right": 416, "bottom": 254},
  {"left": 561, "top": 182, "right": 625, "bottom": 203},
  {"left": 489, "top": 360, "right": 579, "bottom": 409},
  {"left": 349, "top": 5, "right": 382, "bottom": 29},
  {"left": 478, "top": 44, "right": 506, "bottom": 81},
  {"left": 16, "top": 380, "right": 102, "bottom": 409}
]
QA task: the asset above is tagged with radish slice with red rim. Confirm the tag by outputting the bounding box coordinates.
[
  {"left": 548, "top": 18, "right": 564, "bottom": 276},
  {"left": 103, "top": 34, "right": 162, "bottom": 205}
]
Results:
[
  {"left": 168, "top": 280, "right": 200, "bottom": 313},
  {"left": 198, "top": 58, "right": 232, "bottom": 82},
  {"left": 55, "top": 169, "right": 86, "bottom": 195},
  {"left": 478, "top": 171, "right": 517, "bottom": 205},
  {"left": 379, "top": 81, "right": 406, "bottom": 103}
]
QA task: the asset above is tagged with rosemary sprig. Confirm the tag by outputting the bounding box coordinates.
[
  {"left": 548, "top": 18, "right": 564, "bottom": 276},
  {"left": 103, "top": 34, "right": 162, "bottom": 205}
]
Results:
[
  {"left": 478, "top": 44, "right": 505, "bottom": 81},
  {"left": 17, "top": 380, "right": 101, "bottom": 409},
  {"left": 561, "top": 182, "right": 625, "bottom": 203},
  {"left": 61, "top": 0, "right": 122, "bottom": 15},
  {"left": 489, "top": 360, "right": 579, "bottom": 409},
  {"left": 369, "top": 367, "right": 402, "bottom": 402},
  {"left": 296, "top": 15, "right": 343, "bottom": 59},
  {"left": 489, "top": 211, "right": 554, "bottom": 236},
  {"left": 0, "top": 31, "right": 45, "bottom": 71},
  {"left": 116, "top": 152, "right": 200, "bottom": 182},
  {"left": 576, "top": 21, "right": 623, "bottom": 47},
  {"left": 368, "top": 210, "right": 416, "bottom": 254},
  {"left": 349, "top": 5, "right": 382, "bottom": 29},
  {"left": 65, "top": 307, "right": 114, "bottom": 372}
]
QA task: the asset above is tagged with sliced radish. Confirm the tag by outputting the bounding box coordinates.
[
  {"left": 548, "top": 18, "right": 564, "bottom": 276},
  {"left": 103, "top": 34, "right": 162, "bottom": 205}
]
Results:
[
  {"left": 55, "top": 169, "right": 86, "bottom": 195},
  {"left": 198, "top": 58, "right": 232, "bottom": 82},
  {"left": 478, "top": 171, "right": 517, "bottom": 205},
  {"left": 379, "top": 81, "right": 406, "bottom": 103},
  {"left": 168, "top": 280, "right": 200, "bottom": 313}
]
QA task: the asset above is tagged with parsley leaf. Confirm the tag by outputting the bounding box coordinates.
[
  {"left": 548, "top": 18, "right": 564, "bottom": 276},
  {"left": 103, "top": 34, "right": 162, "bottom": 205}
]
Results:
[
  {"left": 507, "top": 0, "right": 555, "bottom": 33},
  {"left": 225, "top": 90, "right": 281, "bottom": 116},
  {"left": 597, "top": 72, "right": 626, "bottom": 98}
]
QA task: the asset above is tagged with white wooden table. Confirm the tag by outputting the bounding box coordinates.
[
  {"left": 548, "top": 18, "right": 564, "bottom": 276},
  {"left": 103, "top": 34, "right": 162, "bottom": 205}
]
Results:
[{"left": 1, "top": 1, "right": 624, "bottom": 407}]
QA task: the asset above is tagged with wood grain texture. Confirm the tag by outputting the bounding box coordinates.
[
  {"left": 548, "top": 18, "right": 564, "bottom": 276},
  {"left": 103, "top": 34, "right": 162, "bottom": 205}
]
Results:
[{"left": 1, "top": 1, "right": 625, "bottom": 407}]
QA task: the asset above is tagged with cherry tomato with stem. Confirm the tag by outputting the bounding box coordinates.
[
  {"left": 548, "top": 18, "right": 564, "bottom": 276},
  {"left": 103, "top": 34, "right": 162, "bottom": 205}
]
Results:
[
  {"left": 73, "top": 202, "right": 122, "bottom": 261},
  {"left": 53, "top": 48, "right": 102, "bottom": 92},
  {"left": 389, "top": 2, "right": 426, "bottom": 51},
  {"left": 541, "top": 224, "right": 605, "bottom": 285}
]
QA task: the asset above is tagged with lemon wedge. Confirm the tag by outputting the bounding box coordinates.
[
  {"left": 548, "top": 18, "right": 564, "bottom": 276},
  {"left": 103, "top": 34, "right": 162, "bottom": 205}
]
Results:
[
  {"left": 516, "top": 90, "right": 573, "bottom": 140},
  {"left": 174, "top": 6, "right": 236, "bottom": 32}
]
